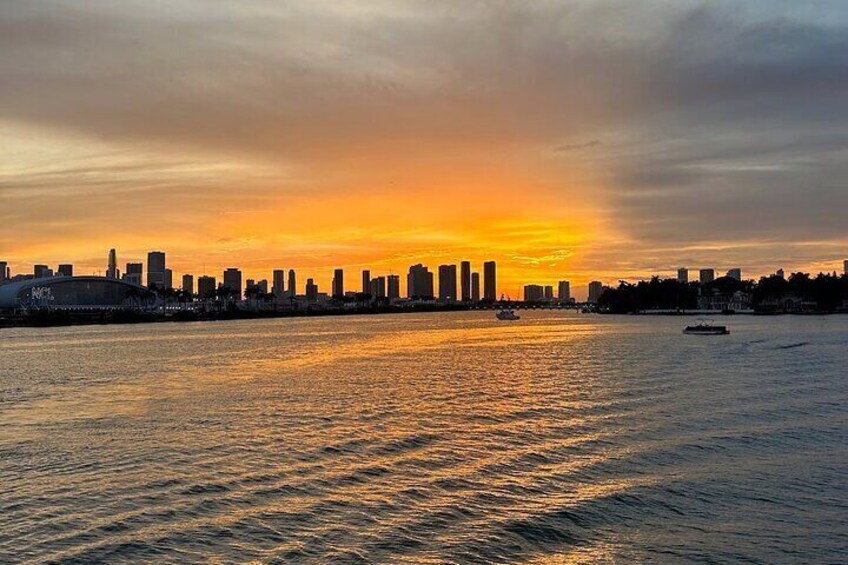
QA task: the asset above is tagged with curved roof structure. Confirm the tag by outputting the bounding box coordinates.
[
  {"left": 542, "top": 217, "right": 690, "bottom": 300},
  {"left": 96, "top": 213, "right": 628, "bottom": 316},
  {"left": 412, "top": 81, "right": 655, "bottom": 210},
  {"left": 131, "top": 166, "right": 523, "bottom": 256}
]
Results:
[{"left": 0, "top": 276, "right": 158, "bottom": 310}]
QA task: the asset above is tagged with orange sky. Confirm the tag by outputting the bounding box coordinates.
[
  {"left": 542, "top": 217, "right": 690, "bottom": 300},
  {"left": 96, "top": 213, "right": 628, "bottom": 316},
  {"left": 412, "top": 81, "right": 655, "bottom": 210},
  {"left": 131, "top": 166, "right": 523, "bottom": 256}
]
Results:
[{"left": 2, "top": 2, "right": 847, "bottom": 299}]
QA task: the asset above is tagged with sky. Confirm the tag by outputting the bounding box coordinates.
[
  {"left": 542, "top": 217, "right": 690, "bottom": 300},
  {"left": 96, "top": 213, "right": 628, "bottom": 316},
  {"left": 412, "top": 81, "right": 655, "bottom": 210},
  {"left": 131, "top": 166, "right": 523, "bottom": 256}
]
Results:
[{"left": 2, "top": 1, "right": 847, "bottom": 298}]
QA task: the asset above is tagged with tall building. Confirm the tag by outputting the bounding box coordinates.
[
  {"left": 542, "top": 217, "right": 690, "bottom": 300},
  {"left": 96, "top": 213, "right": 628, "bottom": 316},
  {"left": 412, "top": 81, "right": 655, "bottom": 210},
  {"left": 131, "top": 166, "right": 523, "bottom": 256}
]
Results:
[
  {"left": 223, "top": 268, "right": 242, "bottom": 298},
  {"left": 699, "top": 269, "right": 715, "bottom": 284},
  {"left": 726, "top": 268, "right": 742, "bottom": 281},
  {"left": 34, "top": 264, "right": 52, "bottom": 278},
  {"left": 524, "top": 284, "right": 545, "bottom": 302},
  {"left": 57, "top": 264, "right": 74, "bottom": 277},
  {"left": 387, "top": 274, "right": 400, "bottom": 300},
  {"left": 843, "top": 260, "right": 847, "bottom": 276},
  {"left": 460, "top": 261, "right": 471, "bottom": 301},
  {"left": 483, "top": 261, "right": 496, "bottom": 301},
  {"left": 256, "top": 280, "right": 268, "bottom": 294},
  {"left": 107, "top": 248, "right": 118, "bottom": 279},
  {"left": 588, "top": 281, "right": 604, "bottom": 303},
  {"left": 544, "top": 285, "right": 554, "bottom": 301},
  {"left": 164, "top": 268, "right": 173, "bottom": 289},
  {"left": 273, "top": 269, "right": 286, "bottom": 297},
  {"left": 361, "top": 270, "right": 371, "bottom": 294},
  {"left": 332, "top": 268, "right": 345, "bottom": 299},
  {"left": 182, "top": 274, "right": 194, "bottom": 294},
  {"left": 288, "top": 269, "right": 297, "bottom": 297},
  {"left": 124, "top": 263, "right": 143, "bottom": 286},
  {"left": 438, "top": 264, "right": 457, "bottom": 301},
  {"left": 0, "top": 261, "right": 7, "bottom": 285},
  {"left": 407, "top": 264, "right": 434, "bottom": 299},
  {"left": 370, "top": 276, "right": 386, "bottom": 299},
  {"left": 197, "top": 275, "right": 216, "bottom": 299},
  {"left": 558, "top": 280, "right": 571, "bottom": 301},
  {"left": 306, "top": 278, "right": 318, "bottom": 301},
  {"left": 471, "top": 272, "right": 481, "bottom": 302},
  {"left": 677, "top": 268, "right": 689, "bottom": 284},
  {"left": 147, "top": 251, "right": 166, "bottom": 288}
]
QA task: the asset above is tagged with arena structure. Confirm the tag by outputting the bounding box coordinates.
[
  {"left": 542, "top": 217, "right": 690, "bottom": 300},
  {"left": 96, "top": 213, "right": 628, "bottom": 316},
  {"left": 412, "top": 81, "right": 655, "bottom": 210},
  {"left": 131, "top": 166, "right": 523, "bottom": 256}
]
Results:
[{"left": 0, "top": 276, "right": 159, "bottom": 311}]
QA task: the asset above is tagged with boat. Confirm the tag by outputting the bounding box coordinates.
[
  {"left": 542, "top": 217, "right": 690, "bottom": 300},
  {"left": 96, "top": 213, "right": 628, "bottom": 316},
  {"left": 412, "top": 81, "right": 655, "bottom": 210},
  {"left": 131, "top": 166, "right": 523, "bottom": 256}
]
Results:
[
  {"left": 683, "top": 319, "right": 729, "bottom": 335},
  {"left": 496, "top": 308, "right": 520, "bottom": 320}
]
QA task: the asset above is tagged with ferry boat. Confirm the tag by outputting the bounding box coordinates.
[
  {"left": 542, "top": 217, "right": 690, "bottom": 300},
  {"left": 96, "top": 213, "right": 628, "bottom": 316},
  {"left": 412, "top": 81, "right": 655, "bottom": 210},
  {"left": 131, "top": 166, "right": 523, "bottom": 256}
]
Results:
[
  {"left": 496, "top": 308, "right": 520, "bottom": 321},
  {"left": 683, "top": 320, "right": 729, "bottom": 335}
]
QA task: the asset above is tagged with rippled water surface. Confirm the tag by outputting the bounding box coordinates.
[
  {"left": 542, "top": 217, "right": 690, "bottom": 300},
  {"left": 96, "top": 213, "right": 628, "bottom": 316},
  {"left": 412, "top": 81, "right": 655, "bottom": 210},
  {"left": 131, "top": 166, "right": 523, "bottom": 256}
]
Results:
[{"left": 2, "top": 312, "right": 846, "bottom": 564}]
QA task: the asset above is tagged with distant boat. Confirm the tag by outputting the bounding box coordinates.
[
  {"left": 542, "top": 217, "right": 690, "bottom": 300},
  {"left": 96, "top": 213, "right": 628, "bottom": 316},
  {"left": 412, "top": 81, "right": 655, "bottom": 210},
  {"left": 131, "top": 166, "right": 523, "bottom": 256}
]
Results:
[
  {"left": 683, "top": 319, "right": 730, "bottom": 335},
  {"left": 496, "top": 308, "right": 520, "bottom": 321}
]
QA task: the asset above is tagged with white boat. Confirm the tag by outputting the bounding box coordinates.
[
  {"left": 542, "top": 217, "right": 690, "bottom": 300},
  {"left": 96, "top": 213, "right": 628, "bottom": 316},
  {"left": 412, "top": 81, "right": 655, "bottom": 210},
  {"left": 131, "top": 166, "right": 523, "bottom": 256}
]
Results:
[
  {"left": 683, "top": 320, "right": 729, "bottom": 335},
  {"left": 496, "top": 308, "right": 520, "bottom": 320}
]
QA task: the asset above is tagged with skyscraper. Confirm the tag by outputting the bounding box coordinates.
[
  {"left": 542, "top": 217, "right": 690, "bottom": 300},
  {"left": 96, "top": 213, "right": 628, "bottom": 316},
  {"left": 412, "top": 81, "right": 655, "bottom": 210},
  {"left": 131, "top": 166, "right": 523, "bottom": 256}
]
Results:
[
  {"left": 107, "top": 248, "right": 118, "bottom": 279},
  {"left": 370, "top": 276, "right": 386, "bottom": 299},
  {"left": 544, "top": 285, "right": 554, "bottom": 301},
  {"left": 197, "top": 275, "right": 216, "bottom": 299},
  {"left": 460, "top": 261, "right": 471, "bottom": 301},
  {"left": 588, "top": 281, "right": 604, "bottom": 303},
  {"left": 256, "top": 280, "right": 268, "bottom": 294},
  {"left": 147, "top": 251, "right": 166, "bottom": 288},
  {"left": 483, "top": 261, "right": 496, "bottom": 301},
  {"left": 0, "top": 261, "right": 7, "bottom": 284},
  {"left": 387, "top": 274, "right": 400, "bottom": 300},
  {"left": 34, "top": 264, "right": 51, "bottom": 278},
  {"left": 223, "top": 268, "right": 242, "bottom": 298},
  {"left": 407, "top": 264, "right": 434, "bottom": 300},
  {"left": 677, "top": 268, "right": 689, "bottom": 283},
  {"left": 699, "top": 269, "right": 715, "bottom": 284},
  {"left": 524, "top": 285, "right": 545, "bottom": 302},
  {"left": 438, "top": 264, "right": 457, "bottom": 301},
  {"left": 471, "top": 272, "right": 481, "bottom": 302},
  {"left": 843, "top": 260, "right": 847, "bottom": 276},
  {"left": 558, "top": 280, "right": 571, "bottom": 302},
  {"left": 361, "top": 270, "right": 371, "bottom": 294},
  {"left": 164, "top": 268, "right": 173, "bottom": 289},
  {"left": 57, "top": 264, "right": 73, "bottom": 277},
  {"left": 306, "top": 278, "right": 318, "bottom": 301},
  {"left": 124, "top": 263, "right": 143, "bottom": 286},
  {"left": 273, "top": 269, "right": 286, "bottom": 297},
  {"left": 726, "top": 268, "right": 742, "bottom": 280},
  {"left": 332, "top": 268, "right": 344, "bottom": 299},
  {"left": 182, "top": 274, "right": 194, "bottom": 294},
  {"left": 288, "top": 269, "right": 297, "bottom": 297}
]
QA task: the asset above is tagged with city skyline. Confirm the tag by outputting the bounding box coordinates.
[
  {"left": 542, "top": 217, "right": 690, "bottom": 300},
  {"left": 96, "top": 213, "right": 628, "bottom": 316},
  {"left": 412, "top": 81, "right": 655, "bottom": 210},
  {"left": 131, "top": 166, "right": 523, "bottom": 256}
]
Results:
[{"left": 3, "top": 2, "right": 848, "bottom": 294}]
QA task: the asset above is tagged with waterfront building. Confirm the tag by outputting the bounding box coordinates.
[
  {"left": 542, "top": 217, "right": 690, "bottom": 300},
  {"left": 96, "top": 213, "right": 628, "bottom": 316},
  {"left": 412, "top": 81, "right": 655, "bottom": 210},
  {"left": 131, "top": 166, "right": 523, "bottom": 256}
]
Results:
[
  {"left": 677, "top": 268, "right": 689, "bottom": 284},
  {"left": 407, "top": 264, "right": 434, "bottom": 300},
  {"left": 223, "top": 268, "right": 242, "bottom": 298},
  {"left": 164, "top": 268, "right": 173, "bottom": 289},
  {"left": 588, "top": 281, "right": 604, "bottom": 303},
  {"left": 844, "top": 260, "right": 847, "bottom": 276},
  {"left": 361, "top": 270, "right": 371, "bottom": 295},
  {"left": 34, "top": 265, "right": 52, "bottom": 278},
  {"left": 483, "top": 261, "right": 496, "bottom": 301},
  {"left": 460, "top": 261, "right": 471, "bottom": 301},
  {"left": 57, "top": 264, "right": 74, "bottom": 277},
  {"left": 0, "top": 276, "right": 157, "bottom": 311},
  {"left": 245, "top": 279, "right": 256, "bottom": 294},
  {"left": 727, "top": 268, "right": 742, "bottom": 281},
  {"left": 471, "top": 272, "right": 481, "bottom": 302},
  {"left": 524, "top": 284, "right": 545, "bottom": 302},
  {"left": 197, "top": 275, "right": 216, "bottom": 299},
  {"left": 0, "top": 261, "right": 6, "bottom": 285},
  {"left": 182, "top": 274, "right": 194, "bottom": 295},
  {"left": 273, "top": 269, "right": 285, "bottom": 297},
  {"left": 288, "top": 269, "right": 297, "bottom": 297},
  {"left": 256, "top": 280, "right": 268, "bottom": 294},
  {"left": 438, "top": 264, "right": 457, "bottom": 301},
  {"left": 558, "top": 280, "right": 571, "bottom": 302},
  {"left": 147, "top": 251, "right": 166, "bottom": 288},
  {"left": 370, "top": 276, "right": 386, "bottom": 299},
  {"left": 699, "top": 269, "right": 715, "bottom": 284},
  {"left": 107, "top": 249, "right": 118, "bottom": 279},
  {"left": 124, "top": 263, "right": 143, "bottom": 286},
  {"left": 306, "top": 278, "right": 318, "bottom": 301},
  {"left": 387, "top": 274, "right": 400, "bottom": 300},
  {"left": 332, "top": 268, "right": 344, "bottom": 299},
  {"left": 544, "top": 285, "right": 554, "bottom": 301}
]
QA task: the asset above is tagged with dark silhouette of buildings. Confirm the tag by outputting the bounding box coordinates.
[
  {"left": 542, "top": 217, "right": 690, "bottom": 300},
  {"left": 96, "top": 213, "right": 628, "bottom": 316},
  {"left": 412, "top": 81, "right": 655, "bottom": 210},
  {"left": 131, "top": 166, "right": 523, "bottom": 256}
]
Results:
[
  {"left": 438, "top": 264, "right": 457, "bottom": 301},
  {"left": 460, "top": 261, "right": 471, "bottom": 301},
  {"left": 58, "top": 264, "right": 74, "bottom": 277},
  {"left": 332, "top": 268, "right": 344, "bottom": 299},
  {"left": 361, "top": 270, "right": 371, "bottom": 295},
  {"left": 147, "top": 251, "right": 166, "bottom": 288},
  {"left": 370, "top": 276, "right": 386, "bottom": 299},
  {"left": 700, "top": 269, "right": 715, "bottom": 284},
  {"left": 124, "top": 263, "right": 143, "bottom": 286},
  {"left": 197, "top": 275, "right": 216, "bottom": 299},
  {"left": 387, "top": 274, "right": 400, "bottom": 300},
  {"left": 471, "top": 272, "right": 480, "bottom": 302},
  {"left": 306, "top": 278, "right": 318, "bottom": 301},
  {"left": 273, "top": 269, "right": 285, "bottom": 297},
  {"left": 558, "top": 280, "right": 570, "bottom": 301},
  {"left": 288, "top": 269, "right": 296, "bottom": 297},
  {"left": 588, "top": 281, "right": 604, "bottom": 303},
  {"left": 107, "top": 249, "right": 118, "bottom": 279},
  {"left": 483, "top": 261, "right": 496, "bottom": 301},
  {"left": 223, "top": 268, "right": 242, "bottom": 298},
  {"left": 34, "top": 264, "right": 52, "bottom": 278},
  {"left": 182, "top": 274, "right": 194, "bottom": 294},
  {"left": 407, "top": 264, "right": 434, "bottom": 300}
]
